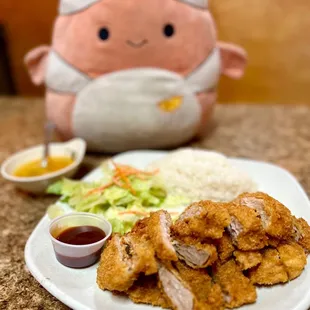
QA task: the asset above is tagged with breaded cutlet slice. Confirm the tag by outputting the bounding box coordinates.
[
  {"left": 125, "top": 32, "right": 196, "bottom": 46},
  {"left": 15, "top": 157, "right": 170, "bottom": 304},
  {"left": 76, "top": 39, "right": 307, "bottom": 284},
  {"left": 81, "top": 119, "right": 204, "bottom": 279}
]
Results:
[
  {"left": 97, "top": 233, "right": 157, "bottom": 292},
  {"left": 148, "top": 210, "right": 178, "bottom": 261},
  {"left": 158, "top": 263, "right": 196, "bottom": 310},
  {"left": 213, "top": 259, "right": 257, "bottom": 309},
  {"left": 172, "top": 201, "right": 231, "bottom": 240},
  {"left": 234, "top": 250, "right": 262, "bottom": 270},
  {"left": 174, "top": 261, "right": 224, "bottom": 310},
  {"left": 127, "top": 275, "right": 170, "bottom": 309},
  {"left": 249, "top": 248, "right": 289, "bottom": 285},
  {"left": 236, "top": 192, "right": 293, "bottom": 240},
  {"left": 277, "top": 242, "right": 307, "bottom": 280},
  {"left": 226, "top": 203, "right": 268, "bottom": 251}
]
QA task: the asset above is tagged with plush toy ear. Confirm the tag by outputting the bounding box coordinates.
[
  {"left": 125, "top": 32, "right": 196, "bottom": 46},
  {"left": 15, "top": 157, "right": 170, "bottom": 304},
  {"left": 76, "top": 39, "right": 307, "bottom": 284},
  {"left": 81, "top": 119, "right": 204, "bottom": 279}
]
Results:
[
  {"left": 24, "top": 45, "right": 50, "bottom": 85},
  {"left": 217, "top": 42, "right": 247, "bottom": 79}
]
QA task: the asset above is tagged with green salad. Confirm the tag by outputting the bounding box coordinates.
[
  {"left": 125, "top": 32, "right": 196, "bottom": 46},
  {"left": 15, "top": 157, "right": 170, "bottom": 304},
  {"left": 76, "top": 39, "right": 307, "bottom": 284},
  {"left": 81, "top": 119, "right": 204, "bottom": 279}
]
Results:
[{"left": 47, "top": 162, "right": 189, "bottom": 234}]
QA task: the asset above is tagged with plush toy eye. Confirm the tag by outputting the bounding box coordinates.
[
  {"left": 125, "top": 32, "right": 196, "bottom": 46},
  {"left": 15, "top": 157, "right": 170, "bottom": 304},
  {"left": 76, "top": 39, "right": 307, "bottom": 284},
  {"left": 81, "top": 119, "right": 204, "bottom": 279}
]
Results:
[
  {"left": 163, "top": 24, "right": 175, "bottom": 37},
  {"left": 98, "top": 28, "right": 110, "bottom": 41}
]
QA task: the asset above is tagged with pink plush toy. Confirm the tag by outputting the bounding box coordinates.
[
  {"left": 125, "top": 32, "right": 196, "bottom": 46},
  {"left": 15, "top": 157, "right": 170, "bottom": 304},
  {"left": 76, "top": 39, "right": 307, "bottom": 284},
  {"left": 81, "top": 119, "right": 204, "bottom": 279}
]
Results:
[{"left": 25, "top": 0, "right": 247, "bottom": 152}]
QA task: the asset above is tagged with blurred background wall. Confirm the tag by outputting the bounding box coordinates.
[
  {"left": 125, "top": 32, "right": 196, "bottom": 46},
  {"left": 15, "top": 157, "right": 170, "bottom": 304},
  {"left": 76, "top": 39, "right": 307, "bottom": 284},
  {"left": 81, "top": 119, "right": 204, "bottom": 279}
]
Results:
[{"left": 1, "top": 0, "right": 310, "bottom": 104}]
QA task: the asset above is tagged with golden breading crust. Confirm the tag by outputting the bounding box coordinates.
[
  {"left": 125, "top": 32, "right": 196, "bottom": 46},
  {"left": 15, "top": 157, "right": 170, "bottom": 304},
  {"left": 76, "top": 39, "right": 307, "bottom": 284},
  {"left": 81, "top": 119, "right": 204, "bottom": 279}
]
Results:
[
  {"left": 277, "top": 242, "right": 307, "bottom": 280},
  {"left": 127, "top": 275, "right": 170, "bottom": 309},
  {"left": 172, "top": 201, "right": 231, "bottom": 240},
  {"left": 292, "top": 217, "right": 310, "bottom": 253},
  {"left": 226, "top": 203, "right": 268, "bottom": 251},
  {"left": 174, "top": 261, "right": 224, "bottom": 310},
  {"left": 267, "top": 237, "right": 281, "bottom": 248},
  {"left": 234, "top": 251, "right": 262, "bottom": 270},
  {"left": 131, "top": 216, "right": 150, "bottom": 236},
  {"left": 215, "top": 233, "right": 235, "bottom": 263},
  {"left": 249, "top": 248, "right": 288, "bottom": 285},
  {"left": 213, "top": 259, "right": 257, "bottom": 309},
  {"left": 236, "top": 192, "right": 293, "bottom": 240},
  {"left": 97, "top": 233, "right": 157, "bottom": 292},
  {"left": 148, "top": 210, "right": 178, "bottom": 261}
]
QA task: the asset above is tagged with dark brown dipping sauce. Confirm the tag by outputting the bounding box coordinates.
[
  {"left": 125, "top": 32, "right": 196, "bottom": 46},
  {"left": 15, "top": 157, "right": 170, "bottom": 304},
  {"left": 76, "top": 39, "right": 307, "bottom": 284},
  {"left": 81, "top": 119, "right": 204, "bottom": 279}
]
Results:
[
  {"left": 56, "top": 226, "right": 106, "bottom": 245},
  {"left": 54, "top": 226, "right": 106, "bottom": 269}
]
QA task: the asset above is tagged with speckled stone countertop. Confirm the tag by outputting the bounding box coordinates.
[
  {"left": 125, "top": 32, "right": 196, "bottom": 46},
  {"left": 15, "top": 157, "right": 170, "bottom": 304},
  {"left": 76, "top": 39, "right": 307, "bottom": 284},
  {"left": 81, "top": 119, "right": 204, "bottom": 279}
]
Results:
[{"left": 1, "top": 98, "right": 310, "bottom": 310}]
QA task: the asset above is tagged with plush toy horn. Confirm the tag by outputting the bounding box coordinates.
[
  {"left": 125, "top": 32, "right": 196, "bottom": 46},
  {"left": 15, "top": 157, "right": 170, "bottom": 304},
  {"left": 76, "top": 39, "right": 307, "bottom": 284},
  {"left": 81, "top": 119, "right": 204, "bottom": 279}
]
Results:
[
  {"left": 59, "top": 0, "right": 100, "bottom": 15},
  {"left": 178, "top": 0, "right": 208, "bottom": 9}
]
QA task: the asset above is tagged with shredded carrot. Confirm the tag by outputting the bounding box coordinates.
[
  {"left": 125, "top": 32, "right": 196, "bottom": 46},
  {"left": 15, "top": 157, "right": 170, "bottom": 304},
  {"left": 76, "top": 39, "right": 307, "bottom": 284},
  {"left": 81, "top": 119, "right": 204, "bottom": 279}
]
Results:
[
  {"left": 112, "top": 161, "right": 136, "bottom": 195},
  {"left": 85, "top": 161, "right": 159, "bottom": 197},
  {"left": 85, "top": 182, "right": 113, "bottom": 197}
]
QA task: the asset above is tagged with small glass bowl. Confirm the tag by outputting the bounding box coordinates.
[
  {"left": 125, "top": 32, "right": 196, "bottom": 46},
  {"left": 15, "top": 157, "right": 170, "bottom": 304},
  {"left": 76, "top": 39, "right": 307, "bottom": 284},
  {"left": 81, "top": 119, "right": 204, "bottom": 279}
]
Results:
[{"left": 49, "top": 213, "right": 112, "bottom": 268}]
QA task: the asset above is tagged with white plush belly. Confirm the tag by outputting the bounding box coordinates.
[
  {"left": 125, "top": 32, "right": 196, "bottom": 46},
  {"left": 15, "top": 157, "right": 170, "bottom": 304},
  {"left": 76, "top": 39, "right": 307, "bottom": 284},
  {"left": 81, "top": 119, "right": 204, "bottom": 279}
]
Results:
[{"left": 72, "top": 69, "right": 200, "bottom": 152}]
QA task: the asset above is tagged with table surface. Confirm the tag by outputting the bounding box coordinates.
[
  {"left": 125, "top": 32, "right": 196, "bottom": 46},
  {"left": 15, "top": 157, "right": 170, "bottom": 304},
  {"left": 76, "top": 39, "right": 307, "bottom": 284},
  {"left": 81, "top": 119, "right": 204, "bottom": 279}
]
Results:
[{"left": 1, "top": 98, "right": 310, "bottom": 310}]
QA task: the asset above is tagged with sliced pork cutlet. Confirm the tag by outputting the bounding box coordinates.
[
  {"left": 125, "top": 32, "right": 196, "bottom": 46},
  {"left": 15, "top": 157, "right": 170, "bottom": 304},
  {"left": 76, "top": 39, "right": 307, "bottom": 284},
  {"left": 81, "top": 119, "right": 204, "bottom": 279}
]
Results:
[
  {"left": 226, "top": 203, "right": 268, "bottom": 251},
  {"left": 277, "top": 242, "right": 307, "bottom": 280},
  {"left": 158, "top": 264, "right": 196, "bottom": 310},
  {"left": 215, "top": 233, "right": 235, "bottom": 263},
  {"left": 173, "top": 261, "right": 224, "bottom": 310},
  {"left": 249, "top": 248, "right": 289, "bottom": 285},
  {"left": 291, "top": 216, "right": 310, "bottom": 253},
  {"left": 236, "top": 192, "right": 293, "bottom": 240},
  {"left": 172, "top": 239, "right": 218, "bottom": 269},
  {"left": 172, "top": 201, "right": 231, "bottom": 241},
  {"left": 213, "top": 259, "right": 257, "bottom": 309},
  {"left": 97, "top": 233, "right": 157, "bottom": 292},
  {"left": 233, "top": 250, "right": 262, "bottom": 270},
  {"left": 148, "top": 210, "right": 178, "bottom": 261},
  {"left": 127, "top": 275, "right": 170, "bottom": 309}
]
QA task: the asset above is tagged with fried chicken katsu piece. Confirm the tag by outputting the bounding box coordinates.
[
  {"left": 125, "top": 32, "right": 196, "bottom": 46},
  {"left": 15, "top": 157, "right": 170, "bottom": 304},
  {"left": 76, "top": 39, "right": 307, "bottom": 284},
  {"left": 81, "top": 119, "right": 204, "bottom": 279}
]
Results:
[
  {"left": 127, "top": 275, "right": 170, "bottom": 309},
  {"left": 249, "top": 248, "right": 288, "bottom": 285},
  {"left": 172, "top": 201, "right": 231, "bottom": 240},
  {"left": 173, "top": 240, "right": 218, "bottom": 269},
  {"left": 148, "top": 210, "right": 178, "bottom": 261},
  {"left": 233, "top": 251, "right": 262, "bottom": 270},
  {"left": 277, "top": 242, "right": 307, "bottom": 280},
  {"left": 236, "top": 192, "right": 293, "bottom": 240},
  {"left": 97, "top": 233, "right": 157, "bottom": 292},
  {"left": 215, "top": 233, "right": 235, "bottom": 263},
  {"left": 158, "top": 264, "right": 196, "bottom": 310},
  {"left": 226, "top": 203, "right": 268, "bottom": 251},
  {"left": 174, "top": 261, "right": 224, "bottom": 310},
  {"left": 213, "top": 259, "right": 257, "bottom": 309},
  {"left": 291, "top": 217, "right": 310, "bottom": 253}
]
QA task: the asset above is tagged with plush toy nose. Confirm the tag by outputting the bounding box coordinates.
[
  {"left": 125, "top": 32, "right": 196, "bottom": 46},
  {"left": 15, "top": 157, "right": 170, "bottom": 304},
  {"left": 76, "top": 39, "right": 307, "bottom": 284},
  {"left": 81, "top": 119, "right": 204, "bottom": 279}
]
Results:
[{"left": 158, "top": 96, "right": 183, "bottom": 112}]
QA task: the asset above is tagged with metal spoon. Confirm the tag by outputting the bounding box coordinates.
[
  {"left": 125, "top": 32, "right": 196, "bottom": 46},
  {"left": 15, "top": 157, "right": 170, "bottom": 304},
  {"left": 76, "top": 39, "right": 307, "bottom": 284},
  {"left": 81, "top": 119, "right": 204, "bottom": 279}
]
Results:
[{"left": 41, "top": 122, "right": 55, "bottom": 169}]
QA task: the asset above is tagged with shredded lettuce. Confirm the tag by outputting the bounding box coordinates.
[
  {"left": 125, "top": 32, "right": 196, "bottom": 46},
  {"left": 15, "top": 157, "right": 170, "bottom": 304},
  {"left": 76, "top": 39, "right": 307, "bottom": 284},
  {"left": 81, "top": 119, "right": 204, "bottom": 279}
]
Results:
[{"left": 47, "top": 164, "right": 189, "bottom": 233}]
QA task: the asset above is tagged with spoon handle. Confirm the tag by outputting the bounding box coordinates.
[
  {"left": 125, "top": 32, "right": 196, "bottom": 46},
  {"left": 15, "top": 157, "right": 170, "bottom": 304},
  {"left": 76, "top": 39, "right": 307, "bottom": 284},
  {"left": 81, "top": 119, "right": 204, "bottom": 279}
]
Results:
[{"left": 43, "top": 121, "right": 55, "bottom": 162}]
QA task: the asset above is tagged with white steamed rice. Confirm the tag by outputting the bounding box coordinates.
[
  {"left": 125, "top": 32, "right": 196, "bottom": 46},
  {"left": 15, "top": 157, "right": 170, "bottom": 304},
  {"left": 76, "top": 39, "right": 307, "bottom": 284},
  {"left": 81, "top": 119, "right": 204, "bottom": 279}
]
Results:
[{"left": 148, "top": 148, "right": 257, "bottom": 202}]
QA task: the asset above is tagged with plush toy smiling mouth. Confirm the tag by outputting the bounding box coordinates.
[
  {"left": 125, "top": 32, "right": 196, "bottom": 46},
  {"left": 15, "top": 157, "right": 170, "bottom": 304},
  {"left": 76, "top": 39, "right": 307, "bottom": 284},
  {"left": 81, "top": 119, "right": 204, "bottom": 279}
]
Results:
[{"left": 126, "top": 39, "right": 149, "bottom": 48}]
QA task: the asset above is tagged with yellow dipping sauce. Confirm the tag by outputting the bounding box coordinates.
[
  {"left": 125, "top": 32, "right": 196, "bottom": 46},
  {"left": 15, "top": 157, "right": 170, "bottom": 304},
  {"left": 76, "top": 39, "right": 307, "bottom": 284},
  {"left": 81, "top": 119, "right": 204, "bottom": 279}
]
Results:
[{"left": 13, "top": 156, "right": 74, "bottom": 177}]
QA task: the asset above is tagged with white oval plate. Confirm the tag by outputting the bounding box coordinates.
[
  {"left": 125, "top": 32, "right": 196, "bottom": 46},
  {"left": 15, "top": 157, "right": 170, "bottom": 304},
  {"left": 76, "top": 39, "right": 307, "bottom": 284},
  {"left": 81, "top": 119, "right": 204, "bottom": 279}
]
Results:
[{"left": 25, "top": 150, "right": 310, "bottom": 310}]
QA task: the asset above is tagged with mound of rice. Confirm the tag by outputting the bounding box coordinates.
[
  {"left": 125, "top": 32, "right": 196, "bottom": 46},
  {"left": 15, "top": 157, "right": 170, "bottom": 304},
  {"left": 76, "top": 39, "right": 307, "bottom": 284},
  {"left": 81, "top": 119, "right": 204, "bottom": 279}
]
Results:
[{"left": 148, "top": 148, "right": 257, "bottom": 202}]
